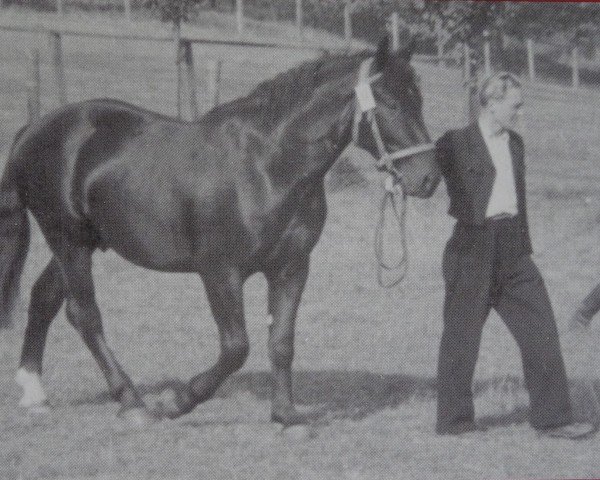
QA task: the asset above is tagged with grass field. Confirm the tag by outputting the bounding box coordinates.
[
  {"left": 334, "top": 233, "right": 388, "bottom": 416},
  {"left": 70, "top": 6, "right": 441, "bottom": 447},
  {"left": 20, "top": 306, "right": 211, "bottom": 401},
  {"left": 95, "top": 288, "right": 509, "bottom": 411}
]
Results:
[{"left": 2, "top": 11, "right": 600, "bottom": 480}]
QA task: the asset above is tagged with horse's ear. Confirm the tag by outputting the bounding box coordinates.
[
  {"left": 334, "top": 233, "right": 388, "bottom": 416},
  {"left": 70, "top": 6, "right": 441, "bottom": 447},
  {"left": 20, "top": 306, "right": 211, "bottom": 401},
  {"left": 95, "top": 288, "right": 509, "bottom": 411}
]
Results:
[{"left": 374, "top": 36, "right": 390, "bottom": 71}]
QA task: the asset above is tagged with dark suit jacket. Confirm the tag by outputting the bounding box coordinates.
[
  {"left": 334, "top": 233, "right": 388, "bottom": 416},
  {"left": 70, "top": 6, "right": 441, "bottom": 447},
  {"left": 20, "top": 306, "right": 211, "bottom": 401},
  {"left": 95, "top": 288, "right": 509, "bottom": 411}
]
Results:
[{"left": 436, "top": 123, "right": 532, "bottom": 254}]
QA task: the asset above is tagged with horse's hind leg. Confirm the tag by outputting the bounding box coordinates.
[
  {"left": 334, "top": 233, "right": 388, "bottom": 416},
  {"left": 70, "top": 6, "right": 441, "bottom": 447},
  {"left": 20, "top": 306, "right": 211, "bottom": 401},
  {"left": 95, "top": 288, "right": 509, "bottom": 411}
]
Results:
[
  {"left": 266, "top": 259, "right": 310, "bottom": 426},
  {"left": 57, "top": 243, "right": 152, "bottom": 424},
  {"left": 150, "top": 267, "right": 249, "bottom": 419},
  {"left": 15, "top": 257, "right": 64, "bottom": 410}
]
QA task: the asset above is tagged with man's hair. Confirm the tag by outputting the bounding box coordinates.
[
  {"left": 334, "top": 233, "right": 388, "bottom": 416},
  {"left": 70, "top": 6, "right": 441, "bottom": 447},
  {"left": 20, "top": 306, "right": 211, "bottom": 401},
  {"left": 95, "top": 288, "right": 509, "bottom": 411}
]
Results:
[{"left": 479, "top": 71, "right": 521, "bottom": 106}]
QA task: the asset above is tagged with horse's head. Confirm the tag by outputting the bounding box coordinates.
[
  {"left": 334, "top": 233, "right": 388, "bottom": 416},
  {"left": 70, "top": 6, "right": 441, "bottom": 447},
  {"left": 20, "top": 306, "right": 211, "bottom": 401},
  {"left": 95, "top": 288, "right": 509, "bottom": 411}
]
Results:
[{"left": 352, "top": 37, "right": 440, "bottom": 198}]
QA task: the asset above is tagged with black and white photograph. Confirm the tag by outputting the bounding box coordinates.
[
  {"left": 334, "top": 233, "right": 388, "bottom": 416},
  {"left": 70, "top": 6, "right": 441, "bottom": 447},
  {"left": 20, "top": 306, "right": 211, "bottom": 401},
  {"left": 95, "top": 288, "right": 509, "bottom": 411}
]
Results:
[{"left": 1, "top": 0, "right": 600, "bottom": 478}]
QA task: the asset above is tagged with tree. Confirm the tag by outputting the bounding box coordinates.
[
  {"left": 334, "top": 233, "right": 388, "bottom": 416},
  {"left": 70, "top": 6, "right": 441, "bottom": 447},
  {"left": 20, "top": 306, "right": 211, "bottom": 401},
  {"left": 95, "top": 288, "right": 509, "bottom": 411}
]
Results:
[
  {"left": 145, "top": 0, "right": 203, "bottom": 118},
  {"left": 414, "top": 1, "right": 600, "bottom": 51},
  {"left": 145, "top": 0, "right": 201, "bottom": 27},
  {"left": 503, "top": 2, "right": 600, "bottom": 43}
]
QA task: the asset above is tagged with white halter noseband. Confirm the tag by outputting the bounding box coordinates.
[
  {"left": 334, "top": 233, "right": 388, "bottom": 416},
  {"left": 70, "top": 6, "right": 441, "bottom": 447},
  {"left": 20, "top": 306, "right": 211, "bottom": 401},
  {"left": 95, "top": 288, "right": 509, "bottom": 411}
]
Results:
[{"left": 351, "top": 57, "right": 435, "bottom": 175}]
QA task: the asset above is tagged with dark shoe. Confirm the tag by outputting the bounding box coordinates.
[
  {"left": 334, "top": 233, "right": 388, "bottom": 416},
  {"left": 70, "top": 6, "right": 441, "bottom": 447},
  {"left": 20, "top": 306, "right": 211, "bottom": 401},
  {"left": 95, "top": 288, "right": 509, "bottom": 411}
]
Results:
[
  {"left": 538, "top": 422, "right": 595, "bottom": 440},
  {"left": 436, "top": 421, "right": 487, "bottom": 435}
]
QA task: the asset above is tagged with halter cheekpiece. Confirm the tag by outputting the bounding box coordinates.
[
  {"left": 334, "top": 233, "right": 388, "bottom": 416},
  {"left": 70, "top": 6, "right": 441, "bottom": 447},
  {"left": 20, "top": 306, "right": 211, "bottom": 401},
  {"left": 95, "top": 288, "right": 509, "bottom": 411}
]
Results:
[{"left": 351, "top": 57, "right": 435, "bottom": 175}]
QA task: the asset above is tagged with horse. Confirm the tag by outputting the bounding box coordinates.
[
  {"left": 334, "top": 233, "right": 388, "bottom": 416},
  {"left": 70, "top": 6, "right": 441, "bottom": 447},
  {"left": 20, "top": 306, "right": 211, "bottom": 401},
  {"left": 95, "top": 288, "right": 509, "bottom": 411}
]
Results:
[{"left": 0, "top": 37, "right": 440, "bottom": 426}]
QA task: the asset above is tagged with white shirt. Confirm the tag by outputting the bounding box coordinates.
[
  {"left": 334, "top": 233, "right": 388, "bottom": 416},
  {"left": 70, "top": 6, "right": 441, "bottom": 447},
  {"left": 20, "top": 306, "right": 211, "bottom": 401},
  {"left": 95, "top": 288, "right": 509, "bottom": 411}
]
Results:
[{"left": 478, "top": 118, "right": 518, "bottom": 218}]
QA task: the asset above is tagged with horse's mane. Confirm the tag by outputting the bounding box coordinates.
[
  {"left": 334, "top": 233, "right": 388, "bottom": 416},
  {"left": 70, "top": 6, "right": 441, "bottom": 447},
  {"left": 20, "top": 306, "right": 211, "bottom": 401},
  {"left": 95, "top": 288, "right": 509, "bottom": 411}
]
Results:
[{"left": 209, "top": 50, "right": 372, "bottom": 129}]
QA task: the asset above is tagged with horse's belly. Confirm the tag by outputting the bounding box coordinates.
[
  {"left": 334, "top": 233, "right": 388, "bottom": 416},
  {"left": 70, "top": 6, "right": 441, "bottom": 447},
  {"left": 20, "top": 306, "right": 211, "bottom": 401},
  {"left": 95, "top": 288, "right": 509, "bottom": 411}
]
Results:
[
  {"left": 101, "top": 221, "right": 197, "bottom": 272},
  {"left": 86, "top": 185, "right": 200, "bottom": 272},
  {"left": 86, "top": 185, "right": 254, "bottom": 272},
  {"left": 97, "top": 220, "right": 197, "bottom": 272}
]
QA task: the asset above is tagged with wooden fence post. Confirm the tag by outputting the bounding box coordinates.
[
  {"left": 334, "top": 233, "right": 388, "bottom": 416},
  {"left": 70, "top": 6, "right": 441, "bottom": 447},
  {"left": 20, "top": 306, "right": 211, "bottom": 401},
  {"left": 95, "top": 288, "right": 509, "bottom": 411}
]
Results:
[
  {"left": 463, "top": 42, "right": 477, "bottom": 123},
  {"left": 123, "top": 0, "right": 132, "bottom": 22},
  {"left": 463, "top": 42, "right": 471, "bottom": 82},
  {"left": 49, "top": 31, "right": 67, "bottom": 106},
  {"left": 27, "top": 48, "right": 41, "bottom": 121},
  {"left": 572, "top": 44, "right": 580, "bottom": 89},
  {"left": 295, "top": 0, "right": 303, "bottom": 38},
  {"left": 174, "top": 24, "right": 182, "bottom": 119},
  {"left": 434, "top": 17, "right": 444, "bottom": 67},
  {"left": 526, "top": 38, "right": 535, "bottom": 82},
  {"left": 482, "top": 29, "right": 491, "bottom": 76},
  {"left": 182, "top": 40, "right": 198, "bottom": 120},
  {"left": 389, "top": 12, "right": 400, "bottom": 51},
  {"left": 343, "top": 1, "right": 352, "bottom": 45},
  {"left": 207, "top": 59, "right": 222, "bottom": 108},
  {"left": 236, "top": 0, "right": 244, "bottom": 34}
]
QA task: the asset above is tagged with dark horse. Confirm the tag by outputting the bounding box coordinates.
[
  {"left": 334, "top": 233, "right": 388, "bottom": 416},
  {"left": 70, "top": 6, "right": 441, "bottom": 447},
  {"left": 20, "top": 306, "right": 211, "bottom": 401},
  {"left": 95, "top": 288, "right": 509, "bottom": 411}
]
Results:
[{"left": 0, "top": 38, "right": 439, "bottom": 425}]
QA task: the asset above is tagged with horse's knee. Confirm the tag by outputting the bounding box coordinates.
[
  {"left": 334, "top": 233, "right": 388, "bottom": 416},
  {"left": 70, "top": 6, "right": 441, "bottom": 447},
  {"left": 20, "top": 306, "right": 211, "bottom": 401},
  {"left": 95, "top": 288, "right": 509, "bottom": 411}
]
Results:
[
  {"left": 221, "top": 337, "right": 249, "bottom": 372},
  {"left": 269, "top": 335, "right": 294, "bottom": 368}
]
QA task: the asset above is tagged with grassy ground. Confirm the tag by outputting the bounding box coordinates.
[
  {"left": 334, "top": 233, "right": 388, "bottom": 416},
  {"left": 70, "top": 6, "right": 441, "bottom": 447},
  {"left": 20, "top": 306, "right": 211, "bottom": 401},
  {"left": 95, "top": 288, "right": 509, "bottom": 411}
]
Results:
[{"left": 1, "top": 11, "right": 600, "bottom": 480}]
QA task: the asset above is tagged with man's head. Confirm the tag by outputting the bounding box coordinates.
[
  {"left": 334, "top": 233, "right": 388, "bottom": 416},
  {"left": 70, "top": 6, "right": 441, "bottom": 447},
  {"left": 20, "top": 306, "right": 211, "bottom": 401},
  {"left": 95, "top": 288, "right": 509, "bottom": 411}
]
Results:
[{"left": 479, "top": 72, "right": 523, "bottom": 131}]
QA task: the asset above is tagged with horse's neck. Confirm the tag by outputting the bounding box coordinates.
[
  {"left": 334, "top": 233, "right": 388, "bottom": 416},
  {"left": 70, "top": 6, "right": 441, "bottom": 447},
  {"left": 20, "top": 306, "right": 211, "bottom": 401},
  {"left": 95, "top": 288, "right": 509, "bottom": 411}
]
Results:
[
  {"left": 266, "top": 77, "right": 355, "bottom": 190},
  {"left": 203, "top": 69, "right": 357, "bottom": 203}
]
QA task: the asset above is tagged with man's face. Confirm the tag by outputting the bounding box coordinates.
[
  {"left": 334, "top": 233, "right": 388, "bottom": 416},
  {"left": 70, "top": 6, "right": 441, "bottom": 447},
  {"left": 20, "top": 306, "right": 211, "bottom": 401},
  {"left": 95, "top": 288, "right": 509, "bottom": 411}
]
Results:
[{"left": 489, "top": 87, "right": 523, "bottom": 130}]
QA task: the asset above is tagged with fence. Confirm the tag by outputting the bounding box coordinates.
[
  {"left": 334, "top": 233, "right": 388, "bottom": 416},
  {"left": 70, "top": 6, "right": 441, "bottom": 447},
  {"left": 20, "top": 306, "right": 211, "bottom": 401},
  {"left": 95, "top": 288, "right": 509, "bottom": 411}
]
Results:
[
  {"left": 0, "top": 21, "right": 358, "bottom": 122},
  {"left": 6, "top": 1, "right": 598, "bottom": 91},
  {"left": 9, "top": 0, "right": 354, "bottom": 38},
  {"left": 1, "top": 6, "right": 598, "bottom": 128},
  {"left": 479, "top": 31, "right": 591, "bottom": 90},
  {"left": 2, "top": 12, "right": 451, "bottom": 124}
]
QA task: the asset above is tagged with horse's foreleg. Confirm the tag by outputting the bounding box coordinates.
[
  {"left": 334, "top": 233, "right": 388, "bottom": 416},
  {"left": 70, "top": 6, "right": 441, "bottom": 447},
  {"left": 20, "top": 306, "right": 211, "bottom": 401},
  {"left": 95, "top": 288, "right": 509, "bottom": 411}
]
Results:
[
  {"left": 193, "top": 269, "right": 249, "bottom": 398},
  {"left": 266, "top": 259, "right": 310, "bottom": 426},
  {"left": 58, "top": 244, "right": 152, "bottom": 424},
  {"left": 15, "top": 257, "right": 64, "bottom": 409},
  {"left": 151, "top": 268, "right": 248, "bottom": 419}
]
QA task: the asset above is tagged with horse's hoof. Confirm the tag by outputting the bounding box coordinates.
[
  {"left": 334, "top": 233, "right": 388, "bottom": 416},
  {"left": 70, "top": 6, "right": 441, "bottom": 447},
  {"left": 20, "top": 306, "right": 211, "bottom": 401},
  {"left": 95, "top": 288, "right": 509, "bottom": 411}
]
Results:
[
  {"left": 146, "top": 388, "right": 193, "bottom": 420},
  {"left": 15, "top": 368, "right": 48, "bottom": 410},
  {"left": 117, "top": 407, "right": 156, "bottom": 427},
  {"left": 271, "top": 408, "right": 310, "bottom": 426}
]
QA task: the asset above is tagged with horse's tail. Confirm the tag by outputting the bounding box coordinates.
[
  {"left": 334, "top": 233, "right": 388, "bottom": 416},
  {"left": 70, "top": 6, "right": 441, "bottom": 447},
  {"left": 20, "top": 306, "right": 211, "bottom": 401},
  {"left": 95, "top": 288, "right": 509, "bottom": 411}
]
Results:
[{"left": 0, "top": 125, "right": 31, "bottom": 329}]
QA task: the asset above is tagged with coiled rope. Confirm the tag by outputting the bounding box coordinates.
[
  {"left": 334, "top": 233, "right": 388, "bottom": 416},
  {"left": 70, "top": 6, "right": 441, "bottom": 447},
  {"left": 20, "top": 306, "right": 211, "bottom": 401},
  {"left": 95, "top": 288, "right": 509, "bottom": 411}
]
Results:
[{"left": 374, "top": 176, "right": 408, "bottom": 288}]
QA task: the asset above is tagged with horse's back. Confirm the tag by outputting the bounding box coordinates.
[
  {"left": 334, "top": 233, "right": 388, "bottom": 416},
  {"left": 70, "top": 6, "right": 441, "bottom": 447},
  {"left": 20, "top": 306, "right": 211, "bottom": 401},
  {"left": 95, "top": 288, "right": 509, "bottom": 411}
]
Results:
[{"left": 14, "top": 100, "right": 196, "bottom": 255}]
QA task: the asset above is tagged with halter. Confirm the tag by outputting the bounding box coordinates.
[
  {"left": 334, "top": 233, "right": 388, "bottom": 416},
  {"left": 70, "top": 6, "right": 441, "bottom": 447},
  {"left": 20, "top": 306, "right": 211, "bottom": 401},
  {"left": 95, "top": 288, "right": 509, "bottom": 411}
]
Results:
[
  {"left": 351, "top": 57, "right": 434, "bottom": 288},
  {"left": 351, "top": 57, "right": 435, "bottom": 177}
]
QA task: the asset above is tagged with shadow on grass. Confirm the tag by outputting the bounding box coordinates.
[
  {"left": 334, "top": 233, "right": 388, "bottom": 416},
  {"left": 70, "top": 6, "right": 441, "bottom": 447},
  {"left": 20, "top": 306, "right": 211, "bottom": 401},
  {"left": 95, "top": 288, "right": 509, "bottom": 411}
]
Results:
[{"left": 70, "top": 371, "right": 598, "bottom": 427}]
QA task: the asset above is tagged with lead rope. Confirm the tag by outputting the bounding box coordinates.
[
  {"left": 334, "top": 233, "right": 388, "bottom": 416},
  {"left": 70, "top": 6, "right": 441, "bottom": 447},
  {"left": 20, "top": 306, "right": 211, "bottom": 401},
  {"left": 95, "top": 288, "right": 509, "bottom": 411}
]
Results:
[
  {"left": 374, "top": 177, "right": 408, "bottom": 288},
  {"left": 352, "top": 56, "right": 434, "bottom": 288}
]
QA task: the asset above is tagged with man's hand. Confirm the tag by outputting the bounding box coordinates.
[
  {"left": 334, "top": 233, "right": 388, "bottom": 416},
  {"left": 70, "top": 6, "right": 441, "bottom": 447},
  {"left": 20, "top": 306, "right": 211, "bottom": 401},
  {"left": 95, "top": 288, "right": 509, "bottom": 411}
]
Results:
[{"left": 568, "top": 309, "right": 592, "bottom": 332}]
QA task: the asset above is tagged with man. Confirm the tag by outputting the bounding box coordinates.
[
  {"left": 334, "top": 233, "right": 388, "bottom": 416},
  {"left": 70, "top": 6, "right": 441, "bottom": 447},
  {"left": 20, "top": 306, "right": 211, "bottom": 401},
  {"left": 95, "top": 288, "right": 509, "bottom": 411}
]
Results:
[{"left": 435, "top": 71, "right": 594, "bottom": 439}]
